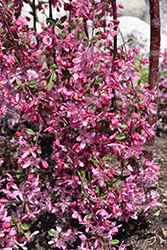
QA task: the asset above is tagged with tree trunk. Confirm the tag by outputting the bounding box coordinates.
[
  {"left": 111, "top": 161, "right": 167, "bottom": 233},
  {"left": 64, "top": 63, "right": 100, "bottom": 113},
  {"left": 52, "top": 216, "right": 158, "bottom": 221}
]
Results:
[{"left": 144, "top": 0, "right": 161, "bottom": 161}]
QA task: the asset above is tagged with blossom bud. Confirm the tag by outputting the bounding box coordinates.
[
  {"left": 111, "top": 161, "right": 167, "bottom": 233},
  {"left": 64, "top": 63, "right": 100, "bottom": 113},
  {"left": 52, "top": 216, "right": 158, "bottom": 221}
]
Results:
[
  {"left": 42, "top": 160, "right": 49, "bottom": 169},
  {"left": 28, "top": 174, "right": 34, "bottom": 180},
  {"left": 127, "top": 119, "right": 132, "bottom": 128},
  {"left": 3, "top": 222, "right": 11, "bottom": 229},
  {"left": 0, "top": 52, "right": 3, "bottom": 60},
  {"left": 118, "top": 4, "right": 123, "bottom": 8},
  {"left": 71, "top": 201, "right": 77, "bottom": 208},
  {"left": 46, "top": 44, "right": 53, "bottom": 52},
  {"left": 15, "top": 131, "right": 22, "bottom": 136},
  {"left": 67, "top": 54, "right": 72, "bottom": 61},
  {"left": 23, "top": 217, "right": 29, "bottom": 223},
  {"left": 74, "top": 176, "right": 79, "bottom": 182},
  {"left": 101, "top": 32, "right": 107, "bottom": 39},
  {"left": 28, "top": 57, "right": 33, "bottom": 63},
  {"left": 11, "top": 26, "right": 16, "bottom": 32}
]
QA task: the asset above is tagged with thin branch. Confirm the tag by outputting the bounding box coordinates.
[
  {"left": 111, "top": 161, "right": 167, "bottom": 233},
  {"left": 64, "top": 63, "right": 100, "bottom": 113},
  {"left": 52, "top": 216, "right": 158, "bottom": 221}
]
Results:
[
  {"left": 49, "top": 0, "right": 53, "bottom": 19},
  {"left": 111, "top": 0, "right": 117, "bottom": 111},
  {"left": 33, "top": 0, "right": 36, "bottom": 31},
  {"left": 111, "top": 0, "right": 117, "bottom": 66}
]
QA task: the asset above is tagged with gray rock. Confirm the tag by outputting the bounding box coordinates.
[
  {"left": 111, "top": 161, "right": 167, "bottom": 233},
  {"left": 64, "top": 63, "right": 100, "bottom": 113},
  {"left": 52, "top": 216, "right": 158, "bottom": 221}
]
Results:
[
  {"left": 118, "top": 0, "right": 147, "bottom": 20},
  {"left": 117, "top": 16, "right": 167, "bottom": 56}
]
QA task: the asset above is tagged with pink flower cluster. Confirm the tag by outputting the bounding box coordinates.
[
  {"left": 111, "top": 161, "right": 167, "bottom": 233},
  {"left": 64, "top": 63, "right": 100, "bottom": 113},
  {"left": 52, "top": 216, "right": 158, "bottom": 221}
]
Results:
[{"left": 0, "top": 0, "right": 161, "bottom": 249}]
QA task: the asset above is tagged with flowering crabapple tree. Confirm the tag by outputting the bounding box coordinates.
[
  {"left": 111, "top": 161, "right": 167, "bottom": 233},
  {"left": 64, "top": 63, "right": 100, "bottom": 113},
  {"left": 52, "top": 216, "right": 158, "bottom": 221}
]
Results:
[{"left": 0, "top": 0, "right": 161, "bottom": 249}]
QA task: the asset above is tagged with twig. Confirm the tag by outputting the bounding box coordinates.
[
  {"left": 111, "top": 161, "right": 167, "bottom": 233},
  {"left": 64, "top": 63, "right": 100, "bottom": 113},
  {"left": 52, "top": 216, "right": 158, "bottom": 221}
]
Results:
[{"left": 146, "top": 236, "right": 156, "bottom": 246}]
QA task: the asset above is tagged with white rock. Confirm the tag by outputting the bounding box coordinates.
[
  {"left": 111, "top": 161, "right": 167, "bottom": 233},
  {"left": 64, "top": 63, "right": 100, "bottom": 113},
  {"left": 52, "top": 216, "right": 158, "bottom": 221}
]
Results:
[
  {"left": 117, "top": 16, "right": 167, "bottom": 56},
  {"left": 118, "top": 0, "right": 147, "bottom": 20},
  {"left": 159, "top": 0, "right": 167, "bottom": 35}
]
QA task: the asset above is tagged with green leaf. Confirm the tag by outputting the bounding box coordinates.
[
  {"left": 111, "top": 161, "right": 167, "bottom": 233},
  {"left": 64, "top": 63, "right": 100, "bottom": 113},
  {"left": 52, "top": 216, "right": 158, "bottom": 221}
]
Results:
[
  {"left": 95, "top": 186, "right": 99, "bottom": 193},
  {"left": 102, "top": 236, "right": 108, "bottom": 240},
  {"left": 14, "top": 152, "right": 18, "bottom": 158},
  {"left": 121, "top": 124, "right": 128, "bottom": 128},
  {"left": 46, "top": 18, "right": 58, "bottom": 25},
  {"left": 101, "top": 156, "right": 106, "bottom": 162},
  {"left": 7, "top": 1, "right": 14, "bottom": 7},
  {"left": 22, "top": 183, "right": 26, "bottom": 191},
  {"left": 96, "top": 64, "right": 100, "bottom": 71},
  {"left": 100, "top": 192, "right": 107, "bottom": 198},
  {"left": 127, "top": 38, "right": 133, "bottom": 44},
  {"left": 153, "top": 210, "right": 161, "bottom": 216},
  {"left": 62, "top": 218, "right": 68, "bottom": 223},
  {"left": 21, "top": 223, "right": 30, "bottom": 231},
  {"left": 92, "top": 159, "right": 98, "bottom": 167},
  {"left": 87, "top": 214, "right": 92, "bottom": 219},
  {"left": 33, "top": 136, "right": 37, "bottom": 141},
  {"left": 110, "top": 239, "right": 119, "bottom": 244},
  {"left": 11, "top": 217, "right": 18, "bottom": 226},
  {"left": 95, "top": 76, "right": 103, "bottom": 84},
  {"left": 16, "top": 170, "right": 22, "bottom": 179},
  {"left": 83, "top": 33, "right": 88, "bottom": 40},
  {"left": 115, "top": 133, "right": 126, "bottom": 140},
  {"left": 121, "top": 50, "right": 125, "bottom": 57},
  {"left": 61, "top": 32, "right": 67, "bottom": 39},
  {"left": 99, "top": 238, "right": 103, "bottom": 243},
  {"left": 37, "top": 148, "right": 42, "bottom": 154},
  {"left": 14, "top": 85, "right": 21, "bottom": 90},
  {"left": 92, "top": 36, "right": 98, "bottom": 41},
  {"left": 114, "top": 180, "right": 121, "bottom": 186},
  {"left": 48, "top": 230, "right": 57, "bottom": 237},
  {"left": 58, "top": 24, "right": 64, "bottom": 29},
  {"left": 25, "top": 128, "right": 34, "bottom": 135},
  {"left": 14, "top": 56, "right": 18, "bottom": 65},
  {"left": 24, "top": 231, "right": 30, "bottom": 240},
  {"left": 163, "top": 71, "right": 167, "bottom": 77},
  {"left": 28, "top": 81, "right": 39, "bottom": 88}
]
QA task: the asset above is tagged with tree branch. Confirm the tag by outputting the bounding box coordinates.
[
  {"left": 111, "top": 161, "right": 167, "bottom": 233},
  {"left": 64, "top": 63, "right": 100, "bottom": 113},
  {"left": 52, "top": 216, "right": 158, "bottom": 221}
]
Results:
[{"left": 144, "top": 0, "right": 161, "bottom": 161}]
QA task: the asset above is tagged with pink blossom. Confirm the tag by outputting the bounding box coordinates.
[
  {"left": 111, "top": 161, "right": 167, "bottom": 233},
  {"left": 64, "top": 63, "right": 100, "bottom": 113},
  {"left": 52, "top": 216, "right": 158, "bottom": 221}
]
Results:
[
  {"left": 42, "top": 160, "right": 49, "bottom": 169},
  {"left": 125, "top": 203, "right": 133, "bottom": 212},
  {"left": 3, "top": 55, "right": 15, "bottom": 66},
  {"left": 26, "top": 69, "right": 39, "bottom": 81}
]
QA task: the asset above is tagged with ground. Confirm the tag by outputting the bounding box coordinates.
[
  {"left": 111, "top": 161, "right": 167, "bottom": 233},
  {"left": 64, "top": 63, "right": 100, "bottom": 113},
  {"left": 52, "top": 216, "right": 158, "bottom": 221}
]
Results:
[{"left": 1, "top": 134, "right": 167, "bottom": 249}]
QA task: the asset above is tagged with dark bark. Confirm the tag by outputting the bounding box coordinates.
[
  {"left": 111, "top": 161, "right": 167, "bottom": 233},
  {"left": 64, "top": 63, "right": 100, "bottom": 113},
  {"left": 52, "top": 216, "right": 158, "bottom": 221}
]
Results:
[
  {"left": 33, "top": 0, "right": 36, "bottom": 31},
  {"left": 112, "top": 0, "right": 117, "bottom": 63},
  {"left": 111, "top": 0, "right": 117, "bottom": 110},
  {"left": 144, "top": 0, "right": 161, "bottom": 161},
  {"left": 49, "top": 0, "right": 53, "bottom": 19}
]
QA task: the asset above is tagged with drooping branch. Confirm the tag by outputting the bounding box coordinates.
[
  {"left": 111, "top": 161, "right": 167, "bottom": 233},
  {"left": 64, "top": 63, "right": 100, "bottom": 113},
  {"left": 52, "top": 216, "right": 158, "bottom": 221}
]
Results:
[
  {"left": 33, "top": 0, "right": 36, "bottom": 31},
  {"left": 49, "top": 0, "right": 53, "bottom": 19},
  {"left": 144, "top": 0, "right": 161, "bottom": 161},
  {"left": 112, "top": 0, "right": 117, "bottom": 64}
]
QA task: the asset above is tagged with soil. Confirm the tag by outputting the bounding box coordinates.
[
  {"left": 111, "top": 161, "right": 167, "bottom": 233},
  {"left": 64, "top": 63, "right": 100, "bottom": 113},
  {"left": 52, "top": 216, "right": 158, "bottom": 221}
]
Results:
[{"left": 1, "top": 134, "right": 167, "bottom": 250}]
